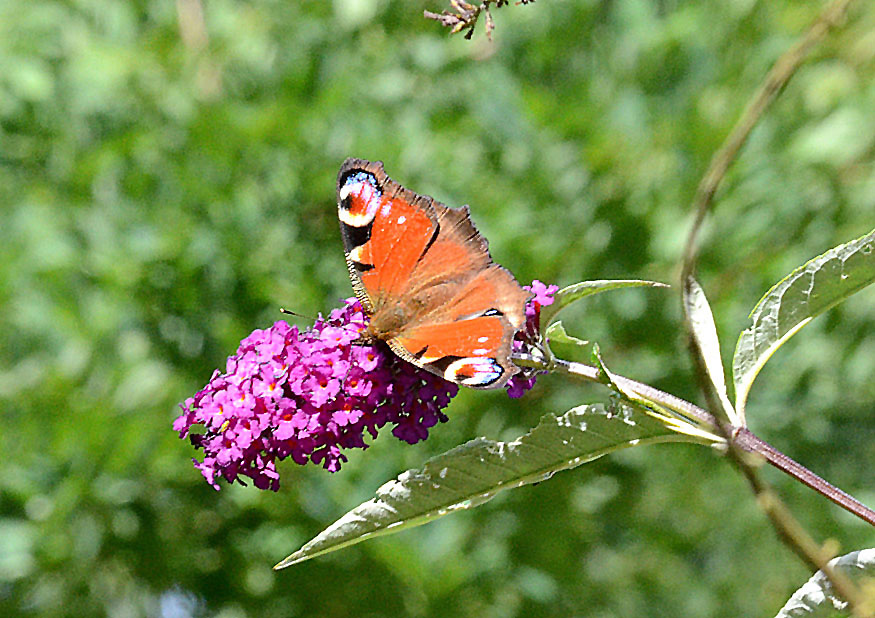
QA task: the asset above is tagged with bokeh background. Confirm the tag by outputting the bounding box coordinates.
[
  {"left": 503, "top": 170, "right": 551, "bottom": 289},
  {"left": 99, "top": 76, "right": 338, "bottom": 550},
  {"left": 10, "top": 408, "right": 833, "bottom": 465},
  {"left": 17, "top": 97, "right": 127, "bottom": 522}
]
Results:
[{"left": 2, "top": 1, "right": 874, "bottom": 616}]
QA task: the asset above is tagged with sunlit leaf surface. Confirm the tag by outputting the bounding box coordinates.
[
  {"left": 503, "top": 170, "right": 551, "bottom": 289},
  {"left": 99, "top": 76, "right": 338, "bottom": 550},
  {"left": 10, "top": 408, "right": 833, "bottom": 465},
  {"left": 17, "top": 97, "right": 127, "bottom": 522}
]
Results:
[
  {"left": 733, "top": 228, "right": 875, "bottom": 416},
  {"left": 774, "top": 548, "right": 875, "bottom": 618},
  {"left": 277, "top": 402, "right": 690, "bottom": 568},
  {"left": 683, "top": 277, "right": 738, "bottom": 424}
]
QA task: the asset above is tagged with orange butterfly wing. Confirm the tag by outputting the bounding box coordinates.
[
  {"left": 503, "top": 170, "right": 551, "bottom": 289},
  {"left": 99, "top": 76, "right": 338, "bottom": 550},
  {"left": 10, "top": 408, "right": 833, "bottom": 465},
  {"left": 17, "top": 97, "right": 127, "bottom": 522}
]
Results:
[{"left": 337, "top": 158, "right": 530, "bottom": 388}]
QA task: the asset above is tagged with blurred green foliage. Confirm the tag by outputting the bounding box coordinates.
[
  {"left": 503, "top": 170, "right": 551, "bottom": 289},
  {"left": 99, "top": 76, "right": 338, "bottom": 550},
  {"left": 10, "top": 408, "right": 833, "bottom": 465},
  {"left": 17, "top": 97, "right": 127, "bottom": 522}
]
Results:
[{"left": 1, "top": 0, "right": 873, "bottom": 616}]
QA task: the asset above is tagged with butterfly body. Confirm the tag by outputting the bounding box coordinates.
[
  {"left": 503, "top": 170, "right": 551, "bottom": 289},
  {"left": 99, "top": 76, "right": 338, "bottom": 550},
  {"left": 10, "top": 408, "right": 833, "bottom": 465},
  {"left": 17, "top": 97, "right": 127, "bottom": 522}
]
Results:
[{"left": 337, "top": 158, "right": 530, "bottom": 389}]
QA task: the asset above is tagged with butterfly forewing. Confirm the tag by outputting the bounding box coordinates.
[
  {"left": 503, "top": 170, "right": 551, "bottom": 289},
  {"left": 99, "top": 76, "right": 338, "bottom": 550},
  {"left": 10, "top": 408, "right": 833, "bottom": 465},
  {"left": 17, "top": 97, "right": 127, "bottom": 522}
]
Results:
[
  {"left": 336, "top": 158, "right": 531, "bottom": 389},
  {"left": 338, "top": 164, "right": 436, "bottom": 304}
]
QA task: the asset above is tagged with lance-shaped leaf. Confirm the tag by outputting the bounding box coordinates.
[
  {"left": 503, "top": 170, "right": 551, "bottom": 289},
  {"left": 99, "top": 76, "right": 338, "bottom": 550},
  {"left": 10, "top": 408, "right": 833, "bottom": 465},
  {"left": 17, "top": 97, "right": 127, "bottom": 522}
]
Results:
[
  {"left": 774, "top": 548, "right": 875, "bottom": 618},
  {"left": 539, "top": 279, "right": 669, "bottom": 328},
  {"left": 733, "top": 228, "right": 875, "bottom": 417},
  {"left": 683, "top": 277, "right": 738, "bottom": 425},
  {"left": 275, "top": 402, "right": 694, "bottom": 569}
]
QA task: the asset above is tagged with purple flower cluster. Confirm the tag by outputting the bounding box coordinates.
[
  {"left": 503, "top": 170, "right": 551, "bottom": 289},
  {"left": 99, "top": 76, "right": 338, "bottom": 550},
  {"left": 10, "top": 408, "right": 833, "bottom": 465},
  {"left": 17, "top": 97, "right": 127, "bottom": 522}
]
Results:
[
  {"left": 505, "top": 280, "right": 559, "bottom": 399},
  {"left": 175, "top": 281, "right": 557, "bottom": 491},
  {"left": 173, "top": 299, "right": 458, "bottom": 491}
]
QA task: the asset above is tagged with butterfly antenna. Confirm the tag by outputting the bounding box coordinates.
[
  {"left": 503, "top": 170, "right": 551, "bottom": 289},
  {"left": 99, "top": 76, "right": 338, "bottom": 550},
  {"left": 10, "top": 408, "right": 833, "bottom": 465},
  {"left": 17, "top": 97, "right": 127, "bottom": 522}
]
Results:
[
  {"left": 280, "top": 307, "right": 369, "bottom": 339},
  {"left": 279, "top": 307, "right": 317, "bottom": 321}
]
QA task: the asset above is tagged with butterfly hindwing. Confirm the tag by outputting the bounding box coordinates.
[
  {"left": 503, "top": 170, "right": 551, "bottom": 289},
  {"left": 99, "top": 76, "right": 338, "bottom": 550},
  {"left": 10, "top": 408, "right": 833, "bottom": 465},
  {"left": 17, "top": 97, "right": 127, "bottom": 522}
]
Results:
[
  {"left": 391, "top": 316, "right": 508, "bottom": 387},
  {"left": 393, "top": 265, "right": 528, "bottom": 386},
  {"left": 337, "top": 158, "right": 530, "bottom": 389}
]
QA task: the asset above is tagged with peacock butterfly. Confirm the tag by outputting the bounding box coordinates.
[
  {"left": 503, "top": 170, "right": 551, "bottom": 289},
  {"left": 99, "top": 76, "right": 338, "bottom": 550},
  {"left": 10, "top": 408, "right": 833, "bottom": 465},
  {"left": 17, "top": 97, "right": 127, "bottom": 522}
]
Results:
[{"left": 336, "top": 158, "right": 531, "bottom": 389}]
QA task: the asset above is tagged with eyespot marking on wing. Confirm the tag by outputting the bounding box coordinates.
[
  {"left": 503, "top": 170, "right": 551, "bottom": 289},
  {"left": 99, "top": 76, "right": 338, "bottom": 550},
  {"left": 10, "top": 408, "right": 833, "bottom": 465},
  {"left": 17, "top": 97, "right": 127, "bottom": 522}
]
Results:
[
  {"left": 443, "top": 357, "right": 504, "bottom": 387},
  {"left": 338, "top": 171, "right": 383, "bottom": 227}
]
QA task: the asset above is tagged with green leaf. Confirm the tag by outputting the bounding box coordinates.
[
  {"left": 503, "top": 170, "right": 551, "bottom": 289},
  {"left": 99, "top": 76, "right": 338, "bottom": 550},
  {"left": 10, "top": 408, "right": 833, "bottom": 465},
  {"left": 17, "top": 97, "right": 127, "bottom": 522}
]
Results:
[
  {"left": 774, "top": 548, "right": 875, "bottom": 618},
  {"left": 544, "top": 320, "right": 589, "bottom": 347},
  {"left": 539, "top": 279, "right": 669, "bottom": 328},
  {"left": 683, "top": 277, "right": 738, "bottom": 425},
  {"left": 275, "top": 402, "right": 690, "bottom": 569},
  {"left": 733, "top": 228, "right": 875, "bottom": 417}
]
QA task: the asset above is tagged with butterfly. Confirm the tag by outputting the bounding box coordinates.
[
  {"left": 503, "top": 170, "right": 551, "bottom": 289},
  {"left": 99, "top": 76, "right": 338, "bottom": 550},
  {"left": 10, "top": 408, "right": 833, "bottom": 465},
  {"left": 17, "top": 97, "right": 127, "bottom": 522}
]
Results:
[{"left": 336, "top": 158, "right": 531, "bottom": 389}]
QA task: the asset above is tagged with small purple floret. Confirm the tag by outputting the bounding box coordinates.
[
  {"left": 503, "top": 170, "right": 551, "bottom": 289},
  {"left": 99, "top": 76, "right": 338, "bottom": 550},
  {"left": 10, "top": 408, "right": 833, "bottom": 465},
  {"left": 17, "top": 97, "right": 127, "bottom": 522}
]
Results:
[
  {"left": 174, "top": 299, "right": 458, "bottom": 491},
  {"left": 505, "top": 280, "right": 558, "bottom": 399}
]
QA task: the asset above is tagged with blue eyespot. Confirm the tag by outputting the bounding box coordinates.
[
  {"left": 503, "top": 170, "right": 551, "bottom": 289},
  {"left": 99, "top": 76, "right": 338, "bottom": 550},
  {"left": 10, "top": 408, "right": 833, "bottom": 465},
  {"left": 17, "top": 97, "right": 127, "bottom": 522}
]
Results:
[{"left": 342, "top": 171, "right": 381, "bottom": 197}]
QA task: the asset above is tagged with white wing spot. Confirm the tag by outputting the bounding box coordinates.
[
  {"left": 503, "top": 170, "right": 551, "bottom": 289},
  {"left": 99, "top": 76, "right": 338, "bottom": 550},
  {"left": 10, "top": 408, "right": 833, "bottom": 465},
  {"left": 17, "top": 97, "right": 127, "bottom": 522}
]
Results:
[
  {"left": 477, "top": 336, "right": 489, "bottom": 343},
  {"left": 397, "top": 215, "right": 406, "bottom": 225}
]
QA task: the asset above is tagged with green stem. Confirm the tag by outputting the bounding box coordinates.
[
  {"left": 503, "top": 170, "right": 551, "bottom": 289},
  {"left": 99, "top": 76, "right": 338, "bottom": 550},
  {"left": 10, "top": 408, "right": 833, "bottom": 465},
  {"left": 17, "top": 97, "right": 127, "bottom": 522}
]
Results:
[{"left": 680, "top": 0, "right": 856, "bottom": 281}]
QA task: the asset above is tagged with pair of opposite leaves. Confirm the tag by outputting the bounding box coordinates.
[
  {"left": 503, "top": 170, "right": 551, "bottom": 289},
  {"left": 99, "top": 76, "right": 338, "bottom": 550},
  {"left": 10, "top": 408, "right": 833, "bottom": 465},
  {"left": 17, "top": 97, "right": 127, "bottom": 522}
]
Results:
[{"left": 335, "top": 158, "right": 531, "bottom": 389}]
